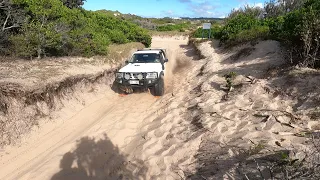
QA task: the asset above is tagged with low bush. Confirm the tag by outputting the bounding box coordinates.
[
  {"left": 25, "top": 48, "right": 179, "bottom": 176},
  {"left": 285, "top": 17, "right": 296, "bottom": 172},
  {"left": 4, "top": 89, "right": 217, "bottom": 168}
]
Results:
[
  {"left": 156, "top": 23, "right": 190, "bottom": 32},
  {"left": 192, "top": 25, "right": 223, "bottom": 39},
  {"left": 227, "top": 26, "right": 270, "bottom": 45},
  {"left": 276, "top": 0, "right": 320, "bottom": 67},
  {"left": 220, "top": 13, "right": 262, "bottom": 43}
]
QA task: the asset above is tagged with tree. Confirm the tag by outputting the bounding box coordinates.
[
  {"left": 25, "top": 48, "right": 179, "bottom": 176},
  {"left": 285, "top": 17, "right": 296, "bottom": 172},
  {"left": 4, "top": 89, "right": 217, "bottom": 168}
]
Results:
[
  {"left": 264, "top": 0, "right": 306, "bottom": 18},
  {"left": 0, "top": 0, "right": 26, "bottom": 54},
  {"left": 0, "top": 0, "right": 25, "bottom": 32},
  {"left": 4, "top": 0, "right": 151, "bottom": 58},
  {"left": 12, "top": 0, "right": 67, "bottom": 58},
  {"left": 60, "top": 0, "right": 86, "bottom": 9}
]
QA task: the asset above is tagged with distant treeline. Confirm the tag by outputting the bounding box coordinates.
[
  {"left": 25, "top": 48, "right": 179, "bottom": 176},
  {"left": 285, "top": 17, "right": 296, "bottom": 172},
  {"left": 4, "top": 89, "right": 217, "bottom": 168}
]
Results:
[
  {"left": 0, "top": 0, "right": 151, "bottom": 59},
  {"left": 95, "top": 10, "right": 224, "bottom": 32}
]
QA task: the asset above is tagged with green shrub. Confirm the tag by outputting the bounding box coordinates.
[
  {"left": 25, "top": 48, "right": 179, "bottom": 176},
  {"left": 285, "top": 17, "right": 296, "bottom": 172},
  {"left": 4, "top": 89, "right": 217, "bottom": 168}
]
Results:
[
  {"left": 192, "top": 25, "right": 223, "bottom": 39},
  {"left": 8, "top": 0, "right": 151, "bottom": 58},
  {"left": 227, "top": 26, "right": 270, "bottom": 45},
  {"left": 220, "top": 14, "right": 261, "bottom": 42},
  {"left": 156, "top": 23, "right": 190, "bottom": 32},
  {"left": 263, "top": 16, "right": 285, "bottom": 39},
  {"left": 276, "top": 0, "right": 320, "bottom": 67}
]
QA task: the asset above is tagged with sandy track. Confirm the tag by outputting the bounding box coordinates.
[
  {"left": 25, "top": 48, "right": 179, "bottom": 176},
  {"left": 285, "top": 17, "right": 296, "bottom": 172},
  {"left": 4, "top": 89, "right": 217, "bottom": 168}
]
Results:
[
  {"left": 0, "top": 36, "right": 200, "bottom": 180},
  {"left": 2, "top": 37, "right": 318, "bottom": 180}
]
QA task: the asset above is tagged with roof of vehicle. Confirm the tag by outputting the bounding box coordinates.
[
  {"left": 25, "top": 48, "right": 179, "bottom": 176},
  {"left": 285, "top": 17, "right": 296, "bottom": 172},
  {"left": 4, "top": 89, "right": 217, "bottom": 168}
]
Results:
[{"left": 133, "top": 50, "right": 160, "bottom": 54}]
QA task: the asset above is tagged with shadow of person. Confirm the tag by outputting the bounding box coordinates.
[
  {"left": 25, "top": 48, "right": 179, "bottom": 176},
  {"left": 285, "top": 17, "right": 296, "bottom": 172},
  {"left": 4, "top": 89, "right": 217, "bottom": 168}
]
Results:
[
  {"left": 51, "top": 134, "right": 147, "bottom": 180},
  {"left": 51, "top": 152, "right": 91, "bottom": 180}
]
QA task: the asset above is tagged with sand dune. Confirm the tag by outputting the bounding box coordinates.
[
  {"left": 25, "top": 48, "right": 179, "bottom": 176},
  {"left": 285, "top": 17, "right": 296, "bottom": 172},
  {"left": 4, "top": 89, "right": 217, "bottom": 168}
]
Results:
[{"left": 0, "top": 36, "right": 319, "bottom": 180}]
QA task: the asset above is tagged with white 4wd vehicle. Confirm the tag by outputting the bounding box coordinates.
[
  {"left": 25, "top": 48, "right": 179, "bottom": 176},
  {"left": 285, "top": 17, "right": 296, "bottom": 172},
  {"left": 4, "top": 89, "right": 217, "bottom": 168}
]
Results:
[{"left": 113, "top": 48, "right": 168, "bottom": 96}]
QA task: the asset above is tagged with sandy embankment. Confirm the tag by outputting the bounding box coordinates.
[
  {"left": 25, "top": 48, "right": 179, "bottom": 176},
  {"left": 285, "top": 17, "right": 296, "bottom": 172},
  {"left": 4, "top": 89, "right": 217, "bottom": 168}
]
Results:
[
  {"left": 186, "top": 40, "right": 320, "bottom": 179},
  {"left": 0, "top": 42, "right": 144, "bottom": 146}
]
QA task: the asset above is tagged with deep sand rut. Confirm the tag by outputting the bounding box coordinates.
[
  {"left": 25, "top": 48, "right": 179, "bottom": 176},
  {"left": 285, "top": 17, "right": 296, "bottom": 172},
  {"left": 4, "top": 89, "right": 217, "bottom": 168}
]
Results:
[{"left": 0, "top": 36, "right": 202, "bottom": 180}]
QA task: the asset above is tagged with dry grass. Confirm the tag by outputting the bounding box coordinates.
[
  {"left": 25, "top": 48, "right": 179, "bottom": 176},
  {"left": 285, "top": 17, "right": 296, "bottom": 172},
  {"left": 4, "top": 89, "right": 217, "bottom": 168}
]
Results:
[
  {"left": 0, "top": 42, "right": 144, "bottom": 91},
  {"left": 106, "top": 42, "right": 145, "bottom": 64}
]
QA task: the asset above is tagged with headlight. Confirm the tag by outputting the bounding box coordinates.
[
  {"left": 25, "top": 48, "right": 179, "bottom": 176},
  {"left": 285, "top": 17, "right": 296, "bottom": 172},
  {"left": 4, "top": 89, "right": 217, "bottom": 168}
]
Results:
[
  {"left": 124, "top": 73, "right": 131, "bottom": 80},
  {"left": 137, "top": 73, "right": 143, "bottom": 80},
  {"left": 116, "top": 72, "right": 123, "bottom": 79},
  {"left": 146, "top": 72, "right": 157, "bottom": 79}
]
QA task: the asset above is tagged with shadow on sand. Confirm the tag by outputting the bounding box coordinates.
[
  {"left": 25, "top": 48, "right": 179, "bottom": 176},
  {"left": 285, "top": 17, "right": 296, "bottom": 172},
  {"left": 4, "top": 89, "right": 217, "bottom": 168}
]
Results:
[{"left": 51, "top": 134, "right": 147, "bottom": 180}]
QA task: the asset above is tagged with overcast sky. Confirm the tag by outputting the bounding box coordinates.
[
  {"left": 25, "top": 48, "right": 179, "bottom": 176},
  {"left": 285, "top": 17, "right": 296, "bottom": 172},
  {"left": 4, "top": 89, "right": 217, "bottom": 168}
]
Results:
[{"left": 83, "top": 0, "right": 264, "bottom": 18}]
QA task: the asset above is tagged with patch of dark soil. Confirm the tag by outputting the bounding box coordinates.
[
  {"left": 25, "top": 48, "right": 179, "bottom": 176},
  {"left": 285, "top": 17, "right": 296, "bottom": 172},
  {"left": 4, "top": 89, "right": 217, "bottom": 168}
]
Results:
[
  {"left": 197, "top": 62, "right": 209, "bottom": 77},
  {"left": 191, "top": 115, "right": 204, "bottom": 130},
  {"left": 264, "top": 63, "right": 293, "bottom": 79},
  {"left": 209, "top": 82, "right": 222, "bottom": 91},
  {"left": 186, "top": 102, "right": 205, "bottom": 132},
  {"left": 187, "top": 104, "right": 199, "bottom": 111},
  {"left": 0, "top": 100, "right": 8, "bottom": 115},
  {"left": 309, "top": 110, "right": 320, "bottom": 120},
  {"left": 197, "top": 65, "right": 205, "bottom": 77},
  {"left": 191, "top": 83, "right": 203, "bottom": 94}
]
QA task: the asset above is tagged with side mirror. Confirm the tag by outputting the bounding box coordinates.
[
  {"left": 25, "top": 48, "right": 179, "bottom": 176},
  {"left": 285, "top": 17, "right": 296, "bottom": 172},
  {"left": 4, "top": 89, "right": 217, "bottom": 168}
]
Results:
[
  {"left": 164, "top": 59, "right": 168, "bottom": 63},
  {"left": 125, "top": 60, "right": 129, "bottom": 64}
]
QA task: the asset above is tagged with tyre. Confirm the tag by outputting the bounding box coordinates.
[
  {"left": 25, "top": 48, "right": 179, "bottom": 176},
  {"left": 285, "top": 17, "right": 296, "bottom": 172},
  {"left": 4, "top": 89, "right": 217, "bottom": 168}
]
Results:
[
  {"left": 111, "top": 81, "right": 126, "bottom": 94},
  {"left": 150, "top": 75, "right": 164, "bottom": 96}
]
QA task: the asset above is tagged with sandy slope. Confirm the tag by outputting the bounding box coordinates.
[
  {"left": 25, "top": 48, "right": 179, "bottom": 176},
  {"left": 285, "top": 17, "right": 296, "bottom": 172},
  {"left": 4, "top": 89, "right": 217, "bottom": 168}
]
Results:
[
  {"left": 186, "top": 41, "right": 320, "bottom": 179},
  {"left": 0, "top": 36, "right": 202, "bottom": 180}
]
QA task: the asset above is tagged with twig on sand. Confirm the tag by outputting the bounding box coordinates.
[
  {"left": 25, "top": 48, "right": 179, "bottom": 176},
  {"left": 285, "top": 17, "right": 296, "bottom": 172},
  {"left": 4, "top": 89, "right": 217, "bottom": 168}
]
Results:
[
  {"left": 198, "top": 175, "right": 208, "bottom": 180},
  {"left": 274, "top": 116, "right": 305, "bottom": 131},
  {"left": 246, "top": 76, "right": 257, "bottom": 84},
  {"left": 172, "top": 165, "right": 186, "bottom": 180},
  {"left": 255, "top": 109, "right": 301, "bottom": 121},
  {"left": 254, "top": 109, "right": 305, "bottom": 131},
  {"left": 253, "top": 158, "right": 266, "bottom": 180},
  {"left": 236, "top": 167, "right": 250, "bottom": 180},
  {"left": 210, "top": 112, "right": 235, "bottom": 121}
]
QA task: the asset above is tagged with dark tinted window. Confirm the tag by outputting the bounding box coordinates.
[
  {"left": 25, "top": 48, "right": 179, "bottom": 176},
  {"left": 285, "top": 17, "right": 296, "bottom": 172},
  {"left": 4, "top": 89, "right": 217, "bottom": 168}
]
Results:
[{"left": 130, "top": 53, "right": 160, "bottom": 63}]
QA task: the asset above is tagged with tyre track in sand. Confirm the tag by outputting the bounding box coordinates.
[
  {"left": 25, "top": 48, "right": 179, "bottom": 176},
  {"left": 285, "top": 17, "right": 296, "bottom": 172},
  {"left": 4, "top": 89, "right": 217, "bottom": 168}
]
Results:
[{"left": 0, "top": 36, "right": 204, "bottom": 180}]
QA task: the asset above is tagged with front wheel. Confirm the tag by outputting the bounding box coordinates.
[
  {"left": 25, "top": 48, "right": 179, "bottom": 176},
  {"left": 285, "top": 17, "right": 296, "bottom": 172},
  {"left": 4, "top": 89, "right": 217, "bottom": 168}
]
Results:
[{"left": 150, "top": 75, "right": 164, "bottom": 96}]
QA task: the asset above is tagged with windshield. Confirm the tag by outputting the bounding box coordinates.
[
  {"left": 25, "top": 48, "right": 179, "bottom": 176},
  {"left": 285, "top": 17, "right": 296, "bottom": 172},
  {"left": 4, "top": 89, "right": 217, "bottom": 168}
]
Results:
[{"left": 129, "top": 53, "right": 160, "bottom": 63}]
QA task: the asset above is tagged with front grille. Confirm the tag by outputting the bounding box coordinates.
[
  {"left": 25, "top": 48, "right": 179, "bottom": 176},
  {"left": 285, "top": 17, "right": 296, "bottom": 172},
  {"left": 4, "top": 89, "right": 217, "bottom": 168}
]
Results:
[{"left": 125, "top": 73, "right": 146, "bottom": 80}]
